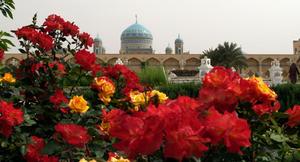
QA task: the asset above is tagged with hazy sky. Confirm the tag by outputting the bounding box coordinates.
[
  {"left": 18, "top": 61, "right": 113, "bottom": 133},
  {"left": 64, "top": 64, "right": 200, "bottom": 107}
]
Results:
[{"left": 1, "top": 0, "right": 300, "bottom": 54}]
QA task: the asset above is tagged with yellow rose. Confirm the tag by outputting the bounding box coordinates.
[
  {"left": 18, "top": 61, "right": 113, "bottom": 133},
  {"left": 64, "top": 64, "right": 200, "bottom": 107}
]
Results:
[
  {"left": 79, "top": 158, "right": 88, "bottom": 162},
  {"left": 68, "top": 96, "right": 89, "bottom": 113},
  {"left": 108, "top": 153, "right": 130, "bottom": 162},
  {"left": 1, "top": 73, "right": 16, "bottom": 83},
  {"left": 248, "top": 76, "right": 277, "bottom": 101},
  {"left": 93, "top": 77, "right": 115, "bottom": 104},
  {"left": 109, "top": 157, "right": 130, "bottom": 162},
  {"left": 98, "top": 93, "right": 112, "bottom": 105},
  {"left": 99, "top": 121, "right": 110, "bottom": 135},
  {"left": 79, "top": 158, "right": 96, "bottom": 162},
  {"left": 129, "top": 91, "right": 148, "bottom": 111},
  {"left": 150, "top": 90, "right": 168, "bottom": 103},
  {"left": 93, "top": 77, "right": 115, "bottom": 95}
]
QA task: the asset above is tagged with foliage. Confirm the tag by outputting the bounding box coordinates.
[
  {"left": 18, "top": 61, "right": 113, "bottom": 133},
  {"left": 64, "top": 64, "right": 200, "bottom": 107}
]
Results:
[
  {"left": 0, "top": 0, "right": 15, "bottom": 19},
  {"left": 0, "top": 0, "right": 15, "bottom": 52},
  {"left": 272, "top": 83, "right": 300, "bottom": 111},
  {"left": 0, "top": 31, "right": 14, "bottom": 51},
  {"left": 202, "top": 42, "right": 248, "bottom": 71},
  {"left": 158, "top": 82, "right": 201, "bottom": 99},
  {"left": 137, "top": 66, "right": 167, "bottom": 87}
]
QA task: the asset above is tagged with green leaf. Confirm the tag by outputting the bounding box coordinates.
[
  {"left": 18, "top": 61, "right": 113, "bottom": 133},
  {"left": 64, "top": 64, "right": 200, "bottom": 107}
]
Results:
[
  {"left": 4, "top": 7, "right": 12, "bottom": 19},
  {"left": 20, "top": 145, "right": 26, "bottom": 155},
  {"left": 270, "top": 133, "right": 288, "bottom": 142},
  {"left": 293, "top": 150, "right": 300, "bottom": 161},
  {"left": 18, "top": 48, "right": 26, "bottom": 53},
  {"left": 42, "top": 141, "right": 61, "bottom": 155},
  {"left": 1, "top": 8, "right": 7, "bottom": 17},
  {"left": 272, "top": 112, "right": 289, "bottom": 119}
]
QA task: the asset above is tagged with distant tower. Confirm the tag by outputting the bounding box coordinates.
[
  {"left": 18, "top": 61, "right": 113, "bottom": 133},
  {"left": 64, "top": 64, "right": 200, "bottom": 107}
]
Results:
[
  {"left": 175, "top": 34, "right": 183, "bottom": 54},
  {"left": 165, "top": 44, "right": 173, "bottom": 54},
  {"left": 93, "top": 34, "right": 105, "bottom": 54}
]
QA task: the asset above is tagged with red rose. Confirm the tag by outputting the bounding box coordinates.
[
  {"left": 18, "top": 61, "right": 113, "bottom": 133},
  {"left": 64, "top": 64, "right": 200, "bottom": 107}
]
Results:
[
  {"left": 0, "top": 122, "right": 13, "bottom": 138},
  {"left": 202, "top": 66, "right": 241, "bottom": 89},
  {"left": 43, "top": 14, "right": 65, "bottom": 33},
  {"left": 31, "top": 62, "right": 46, "bottom": 74},
  {"left": 199, "top": 66, "right": 241, "bottom": 112},
  {"left": 43, "top": 14, "right": 79, "bottom": 37},
  {"left": 285, "top": 105, "right": 300, "bottom": 127},
  {"left": 15, "top": 26, "right": 53, "bottom": 51},
  {"left": 252, "top": 101, "right": 280, "bottom": 116},
  {"left": 91, "top": 64, "right": 101, "bottom": 76},
  {"left": 166, "top": 96, "right": 201, "bottom": 110},
  {"left": 25, "top": 136, "right": 59, "bottom": 162},
  {"left": 49, "top": 61, "right": 66, "bottom": 75},
  {"left": 74, "top": 49, "right": 97, "bottom": 71},
  {"left": 50, "top": 89, "right": 68, "bottom": 106},
  {"left": 62, "top": 21, "right": 79, "bottom": 36},
  {"left": 0, "top": 100, "right": 24, "bottom": 137},
  {"left": 35, "top": 32, "right": 54, "bottom": 51},
  {"left": 78, "top": 32, "right": 93, "bottom": 48},
  {"left": 161, "top": 103, "right": 209, "bottom": 161},
  {"left": 55, "top": 123, "right": 91, "bottom": 147},
  {"left": 15, "top": 26, "right": 37, "bottom": 40},
  {"left": 103, "top": 108, "right": 164, "bottom": 159},
  {"left": 204, "top": 107, "right": 251, "bottom": 154},
  {"left": 199, "top": 87, "right": 238, "bottom": 112},
  {"left": 0, "top": 48, "right": 4, "bottom": 61}
]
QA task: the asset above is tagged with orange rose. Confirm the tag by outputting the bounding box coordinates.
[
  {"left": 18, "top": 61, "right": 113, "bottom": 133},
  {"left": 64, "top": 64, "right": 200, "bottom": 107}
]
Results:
[
  {"left": 247, "top": 76, "right": 277, "bottom": 101},
  {"left": 0, "top": 73, "right": 16, "bottom": 83},
  {"left": 92, "top": 77, "right": 115, "bottom": 105}
]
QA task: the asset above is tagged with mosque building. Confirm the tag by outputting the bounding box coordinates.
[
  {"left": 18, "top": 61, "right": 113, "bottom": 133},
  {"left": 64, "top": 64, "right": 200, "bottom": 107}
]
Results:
[{"left": 4, "top": 18, "right": 300, "bottom": 81}]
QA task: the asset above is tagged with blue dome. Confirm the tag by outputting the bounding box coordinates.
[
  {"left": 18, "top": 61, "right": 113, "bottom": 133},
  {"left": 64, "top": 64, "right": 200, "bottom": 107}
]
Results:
[{"left": 121, "top": 23, "right": 153, "bottom": 40}]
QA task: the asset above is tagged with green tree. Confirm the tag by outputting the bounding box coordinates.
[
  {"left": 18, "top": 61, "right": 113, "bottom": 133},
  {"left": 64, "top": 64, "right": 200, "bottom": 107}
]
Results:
[
  {"left": 0, "top": 0, "right": 15, "bottom": 51},
  {"left": 202, "top": 42, "right": 248, "bottom": 71}
]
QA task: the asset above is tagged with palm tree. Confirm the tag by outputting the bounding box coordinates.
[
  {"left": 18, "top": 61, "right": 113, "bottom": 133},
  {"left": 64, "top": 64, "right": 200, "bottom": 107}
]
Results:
[{"left": 201, "top": 42, "right": 248, "bottom": 71}]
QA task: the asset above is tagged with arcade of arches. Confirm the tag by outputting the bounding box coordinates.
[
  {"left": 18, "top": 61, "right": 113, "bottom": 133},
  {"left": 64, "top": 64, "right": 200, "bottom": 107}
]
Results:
[{"left": 3, "top": 53, "right": 300, "bottom": 80}]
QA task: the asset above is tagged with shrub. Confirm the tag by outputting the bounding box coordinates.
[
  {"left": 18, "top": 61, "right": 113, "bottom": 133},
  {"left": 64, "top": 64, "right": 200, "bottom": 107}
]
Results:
[
  {"left": 137, "top": 66, "right": 167, "bottom": 87},
  {"left": 158, "top": 82, "right": 201, "bottom": 99},
  {"left": 273, "top": 83, "right": 300, "bottom": 111}
]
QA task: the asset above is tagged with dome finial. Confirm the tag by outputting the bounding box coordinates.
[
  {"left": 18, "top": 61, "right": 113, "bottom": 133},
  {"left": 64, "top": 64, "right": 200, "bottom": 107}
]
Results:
[{"left": 135, "top": 14, "right": 138, "bottom": 24}]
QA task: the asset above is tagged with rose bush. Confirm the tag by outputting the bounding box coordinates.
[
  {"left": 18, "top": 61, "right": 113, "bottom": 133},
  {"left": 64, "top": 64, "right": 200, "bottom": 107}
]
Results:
[{"left": 0, "top": 14, "right": 300, "bottom": 162}]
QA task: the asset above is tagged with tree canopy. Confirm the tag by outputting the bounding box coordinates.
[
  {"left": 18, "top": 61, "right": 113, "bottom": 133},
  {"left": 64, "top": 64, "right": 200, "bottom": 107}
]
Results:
[{"left": 201, "top": 42, "right": 248, "bottom": 71}]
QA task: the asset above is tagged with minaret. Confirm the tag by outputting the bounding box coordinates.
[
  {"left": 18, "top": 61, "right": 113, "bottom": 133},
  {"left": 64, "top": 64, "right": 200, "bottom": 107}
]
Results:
[
  {"left": 175, "top": 34, "right": 183, "bottom": 54},
  {"left": 93, "top": 34, "right": 103, "bottom": 54}
]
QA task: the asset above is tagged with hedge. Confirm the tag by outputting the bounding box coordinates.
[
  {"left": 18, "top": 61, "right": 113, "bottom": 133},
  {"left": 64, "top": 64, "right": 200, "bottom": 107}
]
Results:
[
  {"left": 158, "top": 83, "right": 300, "bottom": 111},
  {"left": 273, "top": 83, "right": 300, "bottom": 111},
  {"left": 157, "top": 82, "right": 201, "bottom": 99}
]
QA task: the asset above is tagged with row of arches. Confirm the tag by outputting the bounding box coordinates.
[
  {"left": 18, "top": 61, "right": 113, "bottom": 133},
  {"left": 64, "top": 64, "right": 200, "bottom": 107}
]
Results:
[
  {"left": 4, "top": 57, "right": 201, "bottom": 72},
  {"left": 104, "top": 57, "right": 200, "bottom": 71},
  {"left": 245, "top": 57, "right": 296, "bottom": 78}
]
